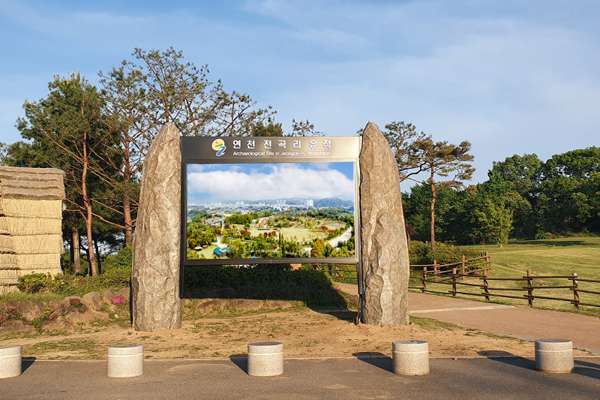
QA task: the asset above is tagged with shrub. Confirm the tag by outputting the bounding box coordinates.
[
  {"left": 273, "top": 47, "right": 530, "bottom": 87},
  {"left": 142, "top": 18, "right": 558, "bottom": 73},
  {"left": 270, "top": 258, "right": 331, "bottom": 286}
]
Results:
[
  {"left": 409, "top": 241, "right": 482, "bottom": 265},
  {"left": 17, "top": 273, "right": 58, "bottom": 294},
  {"left": 17, "top": 269, "right": 131, "bottom": 296},
  {"left": 102, "top": 246, "right": 133, "bottom": 271},
  {"left": 183, "top": 264, "right": 345, "bottom": 307}
]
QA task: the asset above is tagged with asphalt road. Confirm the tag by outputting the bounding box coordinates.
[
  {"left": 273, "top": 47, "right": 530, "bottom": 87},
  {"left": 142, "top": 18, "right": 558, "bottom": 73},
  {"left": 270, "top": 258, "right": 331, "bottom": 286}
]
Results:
[
  {"left": 0, "top": 357, "right": 599, "bottom": 399},
  {"left": 337, "top": 284, "right": 600, "bottom": 352}
]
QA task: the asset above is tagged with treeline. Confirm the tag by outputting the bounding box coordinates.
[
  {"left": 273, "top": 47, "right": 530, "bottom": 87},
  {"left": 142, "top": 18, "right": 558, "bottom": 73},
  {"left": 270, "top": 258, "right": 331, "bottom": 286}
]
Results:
[
  {"left": 1, "top": 48, "right": 322, "bottom": 276},
  {"left": 403, "top": 149, "right": 600, "bottom": 245}
]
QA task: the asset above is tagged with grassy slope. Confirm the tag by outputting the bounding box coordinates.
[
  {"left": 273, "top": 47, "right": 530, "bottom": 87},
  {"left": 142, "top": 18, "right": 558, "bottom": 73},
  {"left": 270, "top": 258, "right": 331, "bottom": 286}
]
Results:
[{"left": 416, "top": 237, "right": 600, "bottom": 315}]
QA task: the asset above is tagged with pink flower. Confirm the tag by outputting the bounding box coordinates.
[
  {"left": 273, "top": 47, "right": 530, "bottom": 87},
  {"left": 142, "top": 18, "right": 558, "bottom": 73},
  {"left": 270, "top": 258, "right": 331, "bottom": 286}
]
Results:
[{"left": 111, "top": 295, "right": 127, "bottom": 305}]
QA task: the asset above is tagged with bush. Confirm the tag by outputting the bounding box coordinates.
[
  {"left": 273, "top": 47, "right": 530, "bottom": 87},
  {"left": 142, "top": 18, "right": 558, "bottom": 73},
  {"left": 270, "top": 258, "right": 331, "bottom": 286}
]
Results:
[
  {"left": 183, "top": 264, "right": 345, "bottom": 307},
  {"left": 17, "top": 269, "right": 130, "bottom": 296},
  {"left": 17, "top": 273, "right": 59, "bottom": 294},
  {"left": 102, "top": 246, "right": 133, "bottom": 271},
  {"left": 409, "top": 241, "right": 481, "bottom": 265}
]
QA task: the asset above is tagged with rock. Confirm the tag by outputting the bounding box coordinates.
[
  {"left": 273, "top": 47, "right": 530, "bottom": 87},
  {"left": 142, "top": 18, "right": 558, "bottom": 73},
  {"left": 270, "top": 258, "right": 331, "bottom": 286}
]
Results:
[
  {"left": 66, "top": 310, "right": 108, "bottom": 325},
  {"left": 81, "top": 292, "right": 103, "bottom": 311},
  {"left": 41, "top": 316, "right": 73, "bottom": 332},
  {"left": 0, "top": 319, "right": 35, "bottom": 333},
  {"left": 195, "top": 299, "right": 228, "bottom": 314},
  {"left": 116, "top": 287, "right": 130, "bottom": 302},
  {"left": 5, "top": 300, "right": 19, "bottom": 309},
  {"left": 16, "top": 300, "right": 45, "bottom": 320},
  {"left": 131, "top": 123, "right": 182, "bottom": 331},
  {"left": 359, "top": 122, "right": 410, "bottom": 326},
  {"left": 265, "top": 300, "right": 293, "bottom": 310},
  {"left": 230, "top": 299, "right": 263, "bottom": 311},
  {"left": 49, "top": 299, "right": 69, "bottom": 316},
  {"left": 102, "top": 288, "right": 117, "bottom": 303}
]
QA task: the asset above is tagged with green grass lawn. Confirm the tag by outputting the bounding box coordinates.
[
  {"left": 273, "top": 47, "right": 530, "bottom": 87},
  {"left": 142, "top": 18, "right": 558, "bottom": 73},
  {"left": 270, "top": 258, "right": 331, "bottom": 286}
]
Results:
[{"left": 412, "top": 237, "right": 600, "bottom": 316}]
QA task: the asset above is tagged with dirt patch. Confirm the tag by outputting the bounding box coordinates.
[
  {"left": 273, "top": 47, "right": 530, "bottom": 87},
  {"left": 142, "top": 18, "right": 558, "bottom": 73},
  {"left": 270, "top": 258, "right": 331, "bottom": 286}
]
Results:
[{"left": 1, "top": 305, "right": 583, "bottom": 360}]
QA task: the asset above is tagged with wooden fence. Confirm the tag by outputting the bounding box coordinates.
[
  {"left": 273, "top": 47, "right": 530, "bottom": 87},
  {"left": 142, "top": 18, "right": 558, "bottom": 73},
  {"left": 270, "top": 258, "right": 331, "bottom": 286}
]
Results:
[
  {"left": 314, "top": 253, "right": 491, "bottom": 285},
  {"left": 315, "top": 253, "right": 600, "bottom": 309},
  {"left": 411, "top": 268, "right": 600, "bottom": 309}
]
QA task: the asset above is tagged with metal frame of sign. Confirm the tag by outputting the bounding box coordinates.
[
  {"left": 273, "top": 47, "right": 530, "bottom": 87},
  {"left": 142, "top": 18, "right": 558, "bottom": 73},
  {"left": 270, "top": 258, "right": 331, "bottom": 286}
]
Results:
[{"left": 180, "top": 136, "right": 362, "bottom": 272}]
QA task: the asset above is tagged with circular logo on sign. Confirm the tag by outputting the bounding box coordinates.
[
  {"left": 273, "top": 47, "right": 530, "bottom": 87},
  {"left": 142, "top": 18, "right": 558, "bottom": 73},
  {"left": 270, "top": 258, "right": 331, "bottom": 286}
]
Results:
[{"left": 212, "top": 139, "right": 225, "bottom": 151}]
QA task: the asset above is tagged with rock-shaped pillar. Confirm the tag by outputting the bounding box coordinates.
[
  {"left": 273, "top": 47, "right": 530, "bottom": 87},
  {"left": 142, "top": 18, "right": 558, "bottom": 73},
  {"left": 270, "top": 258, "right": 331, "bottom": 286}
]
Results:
[
  {"left": 359, "top": 122, "right": 410, "bottom": 325},
  {"left": 132, "top": 123, "right": 182, "bottom": 331}
]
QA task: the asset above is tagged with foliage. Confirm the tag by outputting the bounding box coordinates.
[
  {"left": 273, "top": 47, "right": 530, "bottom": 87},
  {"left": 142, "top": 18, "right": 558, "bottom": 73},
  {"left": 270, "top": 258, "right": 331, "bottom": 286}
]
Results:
[
  {"left": 408, "top": 241, "right": 481, "bottom": 265},
  {"left": 383, "top": 121, "right": 427, "bottom": 182},
  {"left": 183, "top": 265, "right": 345, "bottom": 306},
  {"left": 471, "top": 198, "right": 513, "bottom": 246},
  {"left": 101, "top": 246, "right": 133, "bottom": 271},
  {"left": 17, "top": 270, "right": 130, "bottom": 296}
]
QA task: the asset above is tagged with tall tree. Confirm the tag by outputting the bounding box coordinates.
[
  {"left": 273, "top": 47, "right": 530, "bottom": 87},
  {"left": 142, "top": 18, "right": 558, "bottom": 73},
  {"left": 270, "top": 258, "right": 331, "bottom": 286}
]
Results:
[
  {"left": 12, "top": 73, "right": 119, "bottom": 276},
  {"left": 537, "top": 147, "right": 600, "bottom": 234},
  {"left": 412, "top": 138, "right": 475, "bottom": 251}
]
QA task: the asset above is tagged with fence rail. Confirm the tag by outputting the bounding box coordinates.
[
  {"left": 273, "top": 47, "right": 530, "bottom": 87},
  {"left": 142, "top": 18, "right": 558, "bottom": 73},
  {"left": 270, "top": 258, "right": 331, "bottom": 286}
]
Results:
[
  {"left": 313, "top": 253, "right": 491, "bottom": 285},
  {"left": 314, "top": 253, "right": 600, "bottom": 309},
  {"left": 412, "top": 268, "right": 600, "bottom": 309}
]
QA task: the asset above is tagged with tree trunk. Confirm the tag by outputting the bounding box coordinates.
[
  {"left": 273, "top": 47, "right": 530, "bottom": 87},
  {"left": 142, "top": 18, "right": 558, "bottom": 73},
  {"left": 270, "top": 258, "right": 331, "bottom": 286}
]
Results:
[
  {"left": 124, "top": 194, "right": 133, "bottom": 247},
  {"left": 81, "top": 130, "right": 98, "bottom": 276},
  {"left": 71, "top": 227, "right": 82, "bottom": 275},
  {"left": 429, "top": 177, "right": 437, "bottom": 252}
]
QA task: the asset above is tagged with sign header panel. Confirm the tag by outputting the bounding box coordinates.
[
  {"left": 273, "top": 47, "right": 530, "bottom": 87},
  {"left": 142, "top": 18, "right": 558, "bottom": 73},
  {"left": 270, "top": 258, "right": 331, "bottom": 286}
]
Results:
[{"left": 181, "top": 136, "right": 361, "bottom": 163}]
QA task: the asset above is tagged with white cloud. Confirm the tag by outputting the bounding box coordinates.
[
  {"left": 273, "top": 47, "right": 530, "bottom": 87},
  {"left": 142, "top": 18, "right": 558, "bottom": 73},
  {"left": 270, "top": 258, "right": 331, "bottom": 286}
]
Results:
[{"left": 188, "top": 164, "right": 354, "bottom": 202}]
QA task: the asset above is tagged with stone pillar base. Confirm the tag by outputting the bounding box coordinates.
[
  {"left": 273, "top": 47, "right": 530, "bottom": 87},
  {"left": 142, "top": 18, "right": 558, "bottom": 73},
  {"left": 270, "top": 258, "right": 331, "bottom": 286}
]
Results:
[
  {"left": 535, "top": 339, "right": 573, "bottom": 373},
  {"left": 0, "top": 345, "right": 22, "bottom": 379},
  {"left": 392, "top": 340, "right": 429, "bottom": 375},
  {"left": 248, "top": 342, "right": 284, "bottom": 376},
  {"left": 107, "top": 344, "right": 144, "bottom": 378}
]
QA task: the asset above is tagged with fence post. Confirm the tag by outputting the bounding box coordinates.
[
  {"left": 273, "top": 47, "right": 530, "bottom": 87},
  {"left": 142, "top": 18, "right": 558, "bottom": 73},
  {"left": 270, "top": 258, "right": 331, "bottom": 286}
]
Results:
[
  {"left": 434, "top": 260, "right": 439, "bottom": 283},
  {"left": 452, "top": 268, "right": 457, "bottom": 297},
  {"left": 572, "top": 272, "right": 579, "bottom": 309},
  {"left": 422, "top": 267, "right": 427, "bottom": 293},
  {"left": 461, "top": 255, "right": 466, "bottom": 281},
  {"left": 527, "top": 269, "right": 533, "bottom": 307},
  {"left": 483, "top": 269, "right": 490, "bottom": 301},
  {"left": 485, "top": 251, "right": 490, "bottom": 266}
]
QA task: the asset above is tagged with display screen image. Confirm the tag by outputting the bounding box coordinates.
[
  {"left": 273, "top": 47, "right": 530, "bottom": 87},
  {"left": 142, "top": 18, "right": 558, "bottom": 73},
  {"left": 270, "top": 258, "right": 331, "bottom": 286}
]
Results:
[{"left": 185, "top": 162, "right": 357, "bottom": 263}]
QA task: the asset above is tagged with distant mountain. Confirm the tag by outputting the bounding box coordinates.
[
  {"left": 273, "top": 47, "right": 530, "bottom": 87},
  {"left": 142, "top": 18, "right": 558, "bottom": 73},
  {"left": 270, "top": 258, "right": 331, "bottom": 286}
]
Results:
[
  {"left": 313, "top": 197, "right": 353, "bottom": 208},
  {"left": 241, "top": 197, "right": 353, "bottom": 207}
]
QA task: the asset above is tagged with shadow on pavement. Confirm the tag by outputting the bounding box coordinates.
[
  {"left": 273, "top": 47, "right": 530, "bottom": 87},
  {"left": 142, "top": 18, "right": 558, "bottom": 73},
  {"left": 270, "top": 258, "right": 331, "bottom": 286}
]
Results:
[
  {"left": 229, "top": 354, "right": 248, "bottom": 374},
  {"left": 352, "top": 352, "right": 392, "bottom": 373},
  {"left": 477, "top": 351, "right": 535, "bottom": 371},
  {"left": 574, "top": 359, "right": 600, "bottom": 380},
  {"left": 22, "top": 357, "right": 36, "bottom": 374}
]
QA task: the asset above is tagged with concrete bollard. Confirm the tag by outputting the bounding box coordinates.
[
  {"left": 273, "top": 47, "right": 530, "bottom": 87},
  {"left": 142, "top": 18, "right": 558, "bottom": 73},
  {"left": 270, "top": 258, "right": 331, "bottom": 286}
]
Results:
[
  {"left": 247, "top": 342, "right": 284, "bottom": 376},
  {"left": 0, "top": 345, "right": 22, "bottom": 379},
  {"left": 535, "top": 339, "right": 573, "bottom": 373},
  {"left": 392, "top": 340, "right": 429, "bottom": 375},
  {"left": 107, "top": 344, "right": 144, "bottom": 378}
]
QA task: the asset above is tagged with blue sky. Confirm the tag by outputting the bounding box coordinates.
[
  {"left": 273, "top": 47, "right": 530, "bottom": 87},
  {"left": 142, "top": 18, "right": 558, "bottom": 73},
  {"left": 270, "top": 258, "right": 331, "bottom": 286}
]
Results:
[
  {"left": 1, "top": 1, "right": 599, "bottom": 187},
  {"left": 187, "top": 162, "right": 355, "bottom": 203}
]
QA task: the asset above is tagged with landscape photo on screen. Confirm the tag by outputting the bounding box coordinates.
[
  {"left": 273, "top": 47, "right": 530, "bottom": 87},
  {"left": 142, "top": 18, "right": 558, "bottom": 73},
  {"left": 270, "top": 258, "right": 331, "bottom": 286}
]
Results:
[{"left": 186, "top": 162, "right": 356, "bottom": 260}]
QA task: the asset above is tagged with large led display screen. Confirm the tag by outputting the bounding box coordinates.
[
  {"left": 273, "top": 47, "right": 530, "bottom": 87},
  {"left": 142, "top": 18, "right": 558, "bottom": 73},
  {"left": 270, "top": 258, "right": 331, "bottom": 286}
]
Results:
[{"left": 180, "top": 136, "right": 361, "bottom": 266}]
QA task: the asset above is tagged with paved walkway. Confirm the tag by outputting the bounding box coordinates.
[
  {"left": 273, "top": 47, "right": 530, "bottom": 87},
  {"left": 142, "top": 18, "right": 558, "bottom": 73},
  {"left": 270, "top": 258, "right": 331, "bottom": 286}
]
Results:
[
  {"left": 1, "top": 357, "right": 599, "bottom": 399},
  {"left": 336, "top": 283, "right": 600, "bottom": 352}
]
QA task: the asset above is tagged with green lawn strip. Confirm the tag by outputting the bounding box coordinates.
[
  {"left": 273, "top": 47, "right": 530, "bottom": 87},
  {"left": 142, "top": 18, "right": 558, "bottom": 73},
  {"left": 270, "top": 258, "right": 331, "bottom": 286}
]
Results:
[{"left": 416, "top": 238, "right": 600, "bottom": 316}]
